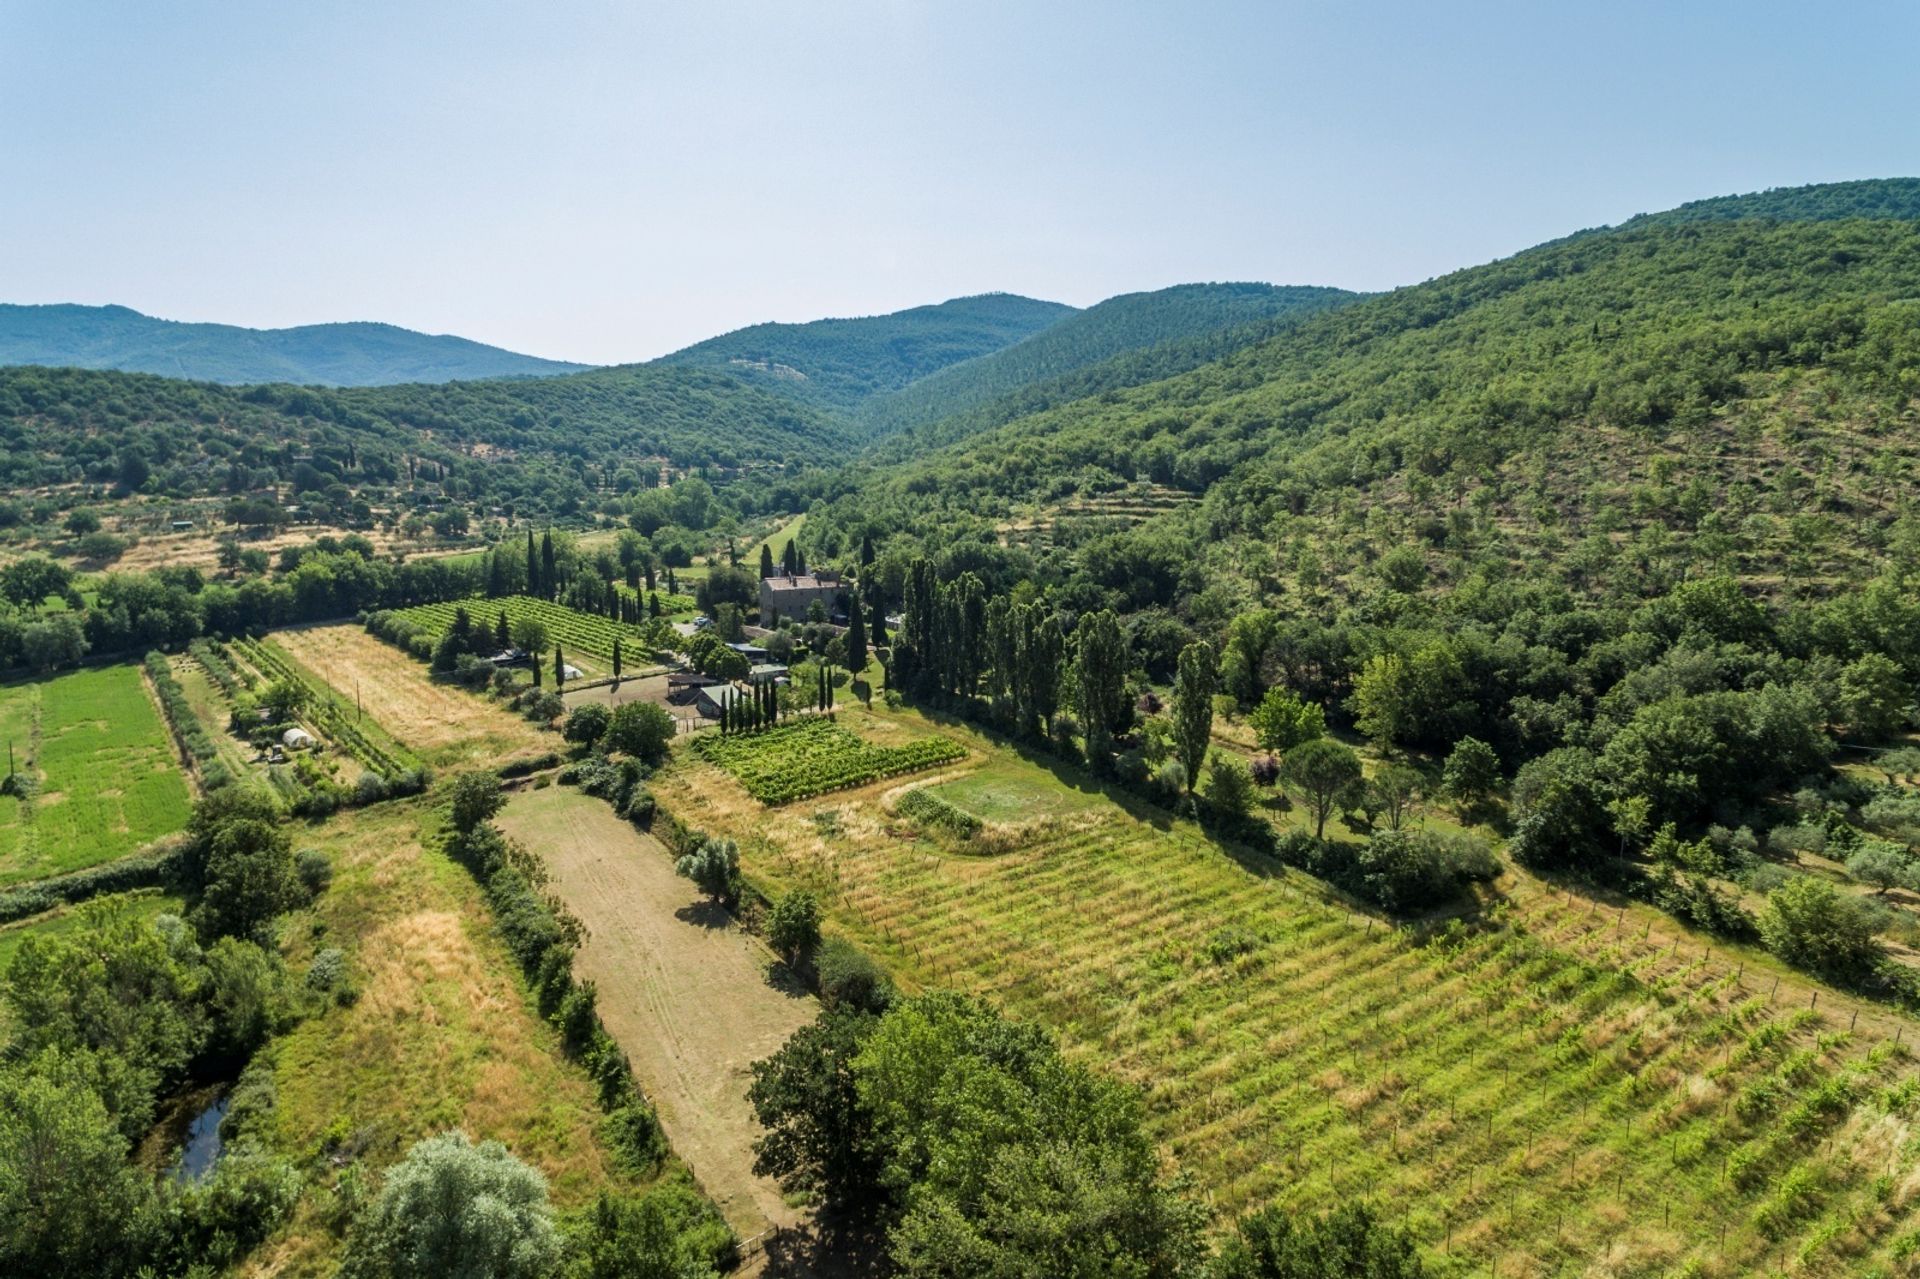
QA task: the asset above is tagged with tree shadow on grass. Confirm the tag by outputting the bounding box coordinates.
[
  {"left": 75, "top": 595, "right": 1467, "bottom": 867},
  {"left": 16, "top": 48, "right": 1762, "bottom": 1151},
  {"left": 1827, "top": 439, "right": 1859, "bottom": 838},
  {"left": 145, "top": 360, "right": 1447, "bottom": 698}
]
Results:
[
  {"left": 764, "top": 957, "right": 814, "bottom": 1000},
  {"left": 756, "top": 1215, "right": 889, "bottom": 1278},
  {"left": 674, "top": 898, "right": 734, "bottom": 931}
]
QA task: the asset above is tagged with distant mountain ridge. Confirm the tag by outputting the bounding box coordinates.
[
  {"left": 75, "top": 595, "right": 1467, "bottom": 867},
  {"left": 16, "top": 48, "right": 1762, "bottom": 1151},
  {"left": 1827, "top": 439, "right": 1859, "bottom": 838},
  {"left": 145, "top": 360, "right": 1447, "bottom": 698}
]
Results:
[
  {"left": 0, "top": 303, "right": 591, "bottom": 387},
  {"left": 654, "top": 292, "right": 1077, "bottom": 412}
]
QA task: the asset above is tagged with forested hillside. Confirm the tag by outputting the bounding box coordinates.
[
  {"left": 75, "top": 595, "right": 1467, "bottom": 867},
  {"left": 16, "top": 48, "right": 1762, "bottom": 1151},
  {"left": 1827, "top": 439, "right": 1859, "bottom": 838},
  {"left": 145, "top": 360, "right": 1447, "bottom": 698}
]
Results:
[
  {"left": 807, "top": 203, "right": 1920, "bottom": 603},
  {"left": 855, "top": 282, "right": 1355, "bottom": 443},
  {"left": 0, "top": 361, "right": 840, "bottom": 520},
  {"left": 0, "top": 303, "right": 590, "bottom": 385},
  {"left": 654, "top": 292, "right": 1075, "bottom": 411}
]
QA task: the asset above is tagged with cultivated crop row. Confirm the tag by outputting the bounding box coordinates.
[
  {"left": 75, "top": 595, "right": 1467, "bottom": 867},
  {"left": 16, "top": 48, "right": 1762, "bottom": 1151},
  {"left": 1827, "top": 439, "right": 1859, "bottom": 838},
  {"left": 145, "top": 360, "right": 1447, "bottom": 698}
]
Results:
[
  {"left": 704, "top": 792, "right": 1920, "bottom": 1275},
  {"left": 390, "top": 595, "right": 668, "bottom": 665},
  {"left": 691, "top": 718, "right": 965, "bottom": 804}
]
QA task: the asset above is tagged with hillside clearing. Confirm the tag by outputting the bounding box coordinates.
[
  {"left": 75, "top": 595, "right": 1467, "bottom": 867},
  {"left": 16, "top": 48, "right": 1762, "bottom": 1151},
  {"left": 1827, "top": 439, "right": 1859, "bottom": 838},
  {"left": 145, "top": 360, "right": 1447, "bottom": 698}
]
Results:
[{"left": 495, "top": 786, "right": 816, "bottom": 1241}]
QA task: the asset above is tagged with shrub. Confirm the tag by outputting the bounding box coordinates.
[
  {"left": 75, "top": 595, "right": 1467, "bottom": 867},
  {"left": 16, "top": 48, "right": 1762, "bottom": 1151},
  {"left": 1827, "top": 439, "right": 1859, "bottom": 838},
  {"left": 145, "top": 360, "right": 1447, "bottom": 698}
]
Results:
[
  {"left": 1205, "top": 752, "right": 1257, "bottom": 822},
  {"left": 1759, "top": 877, "right": 1885, "bottom": 986},
  {"left": 766, "top": 891, "right": 822, "bottom": 966},
  {"left": 1354, "top": 829, "right": 1497, "bottom": 913},
  {"left": 563, "top": 703, "right": 611, "bottom": 748},
  {"left": 341, "top": 1131, "right": 559, "bottom": 1279},
  {"left": 0, "top": 847, "right": 180, "bottom": 924},
  {"left": 815, "top": 937, "right": 893, "bottom": 1013}
]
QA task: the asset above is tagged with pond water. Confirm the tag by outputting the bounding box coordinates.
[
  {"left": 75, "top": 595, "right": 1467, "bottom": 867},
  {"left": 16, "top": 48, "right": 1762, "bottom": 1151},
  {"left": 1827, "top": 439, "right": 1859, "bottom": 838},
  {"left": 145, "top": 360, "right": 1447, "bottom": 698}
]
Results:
[{"left": 172, "top": 1095, "right": 229, "bottom": 1184}]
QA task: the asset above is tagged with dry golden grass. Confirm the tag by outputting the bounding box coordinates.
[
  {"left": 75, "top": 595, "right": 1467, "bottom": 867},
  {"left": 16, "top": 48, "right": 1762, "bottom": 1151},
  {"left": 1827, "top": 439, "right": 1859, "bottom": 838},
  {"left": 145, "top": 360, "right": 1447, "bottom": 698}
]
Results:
[{"left": 247, "top": 799, "right": 639, "bottom": 1278}]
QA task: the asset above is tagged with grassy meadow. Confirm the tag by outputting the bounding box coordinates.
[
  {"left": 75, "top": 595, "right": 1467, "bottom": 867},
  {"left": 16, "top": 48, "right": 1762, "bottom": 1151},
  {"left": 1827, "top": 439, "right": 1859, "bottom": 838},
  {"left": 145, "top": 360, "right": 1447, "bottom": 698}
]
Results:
[
  {"left": 651, "top": 700, "right": 1920, "bottom": 1277},
  {"left": 0, "top": 664, "right": 193, "bottom": 884},
  {"left": 251, "top": 797, "right": 680, "bottom": 1276}
]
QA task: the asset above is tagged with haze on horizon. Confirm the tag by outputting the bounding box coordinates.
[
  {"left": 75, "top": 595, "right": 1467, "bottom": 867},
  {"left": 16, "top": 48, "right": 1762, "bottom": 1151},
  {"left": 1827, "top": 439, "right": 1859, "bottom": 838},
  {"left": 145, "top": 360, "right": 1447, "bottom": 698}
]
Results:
[{"left": 2, "top": 0, "right": 1915, "bottom": 366}]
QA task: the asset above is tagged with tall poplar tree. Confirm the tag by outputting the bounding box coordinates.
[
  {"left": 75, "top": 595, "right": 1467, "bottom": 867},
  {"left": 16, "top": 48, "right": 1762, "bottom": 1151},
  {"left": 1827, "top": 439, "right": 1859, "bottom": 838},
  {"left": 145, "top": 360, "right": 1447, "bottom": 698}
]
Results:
[
  {"left": 1075, "top": 610, "right": 1127, "bottom": 770},
  {"left": 1170, "top": 641, "right": 1217, "bottom": 794}
]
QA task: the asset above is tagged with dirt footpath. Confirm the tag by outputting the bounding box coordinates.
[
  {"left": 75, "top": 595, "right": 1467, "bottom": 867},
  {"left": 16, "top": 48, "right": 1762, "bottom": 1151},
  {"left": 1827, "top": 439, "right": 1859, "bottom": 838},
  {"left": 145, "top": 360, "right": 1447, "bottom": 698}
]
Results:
[{"left": 496, "top": 787, "right": 816, "bottom": 1241}]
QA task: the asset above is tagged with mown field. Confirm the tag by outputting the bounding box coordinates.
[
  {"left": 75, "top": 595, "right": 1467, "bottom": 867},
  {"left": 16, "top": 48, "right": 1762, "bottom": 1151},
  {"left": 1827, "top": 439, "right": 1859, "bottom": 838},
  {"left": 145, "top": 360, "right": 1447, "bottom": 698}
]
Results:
[
  {"left": 0, "top": 664, "right": 193, "bottom": 884},
  {"left": 262, "top": 626, "right": 551, "bottom": 768},
  {"left": 652, "top": 702, "right": 1920, "bottom": 1277}
]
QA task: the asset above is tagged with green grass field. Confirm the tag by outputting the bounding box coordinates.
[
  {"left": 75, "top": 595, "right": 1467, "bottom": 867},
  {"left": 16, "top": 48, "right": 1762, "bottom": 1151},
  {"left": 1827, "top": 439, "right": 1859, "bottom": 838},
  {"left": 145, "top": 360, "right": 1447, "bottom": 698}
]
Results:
[
  {"left": 655, "top": 704, "right": 1920, "bottom": 1277},
  {"left": 0, "top": 665, "right": 193, "bottom": 885}
]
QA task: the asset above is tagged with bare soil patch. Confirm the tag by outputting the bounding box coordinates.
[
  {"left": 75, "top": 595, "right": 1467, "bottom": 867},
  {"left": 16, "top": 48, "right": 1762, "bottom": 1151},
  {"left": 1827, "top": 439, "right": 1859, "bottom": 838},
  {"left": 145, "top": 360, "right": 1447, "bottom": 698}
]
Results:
[
  {"left": 497, "top": 787, "right": 817, "bottom": 1240},
  {"left": 270, "top": 625, "right": 551, "bottom": 767}
]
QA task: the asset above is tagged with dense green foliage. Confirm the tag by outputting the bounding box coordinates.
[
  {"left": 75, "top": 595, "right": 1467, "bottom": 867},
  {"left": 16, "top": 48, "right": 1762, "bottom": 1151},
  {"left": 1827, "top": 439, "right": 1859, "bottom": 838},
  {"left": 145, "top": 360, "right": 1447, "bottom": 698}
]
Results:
[
  {"left": 0, "top": 360, "right": 839, "bottom": 508},
  {"left": 657, "top": 292, "right": 1075, "bottom": 411},
  {"left": 0, "top": 302, "right": 590, "bottom": 386},
  {"left": 855, "top": 283, "right": 1354, "bottom": 442}
]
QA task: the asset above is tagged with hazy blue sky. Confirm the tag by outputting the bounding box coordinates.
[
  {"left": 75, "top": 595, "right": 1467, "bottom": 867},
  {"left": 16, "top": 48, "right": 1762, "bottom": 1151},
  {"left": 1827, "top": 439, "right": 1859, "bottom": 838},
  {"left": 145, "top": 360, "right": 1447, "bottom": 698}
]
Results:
[{"left": 3, "top": 1, "right": 1915, "bottom": 364}]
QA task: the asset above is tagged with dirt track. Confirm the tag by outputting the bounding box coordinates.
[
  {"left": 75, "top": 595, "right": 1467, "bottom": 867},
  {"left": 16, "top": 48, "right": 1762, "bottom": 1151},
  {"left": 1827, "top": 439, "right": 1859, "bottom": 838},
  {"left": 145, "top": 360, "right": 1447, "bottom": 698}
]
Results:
[{"left": 496, "top": 787, "right": 816, "bottom": 1241}]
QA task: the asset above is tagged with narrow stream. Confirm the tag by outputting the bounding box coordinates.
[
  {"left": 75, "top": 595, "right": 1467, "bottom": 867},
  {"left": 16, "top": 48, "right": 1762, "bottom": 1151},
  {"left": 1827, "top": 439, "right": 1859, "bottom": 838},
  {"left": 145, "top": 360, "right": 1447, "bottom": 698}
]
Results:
[{"left": 172, "top": 1095, "right": 229, "bottom": 1184}]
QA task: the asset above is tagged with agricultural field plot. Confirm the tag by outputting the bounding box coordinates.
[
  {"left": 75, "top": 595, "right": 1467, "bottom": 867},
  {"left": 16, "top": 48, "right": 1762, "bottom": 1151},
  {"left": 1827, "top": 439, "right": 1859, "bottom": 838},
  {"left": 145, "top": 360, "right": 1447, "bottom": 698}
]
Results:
[
  {"left": 259, "top": 626, "right": 549, "bottom": 768},
  {"left": 0, "top": 665, "right": 193, "bottom": 885},
  {"left": 654, "top": 707, "right": 1920, "bottom": 1277},
  {"left": 391, "top": 595, "right": 668, "bottom": 677},
  {"left": 923, "top": 755, "right": 1107, "bottom": 823},
  {"left": 690, "top": 715, "right": 966, "bottom": 804},
  {"left": 233, "top": 635, "right": 424, "bottom": 782},
  {"left": 496, "top": 786, "right": 816, "bottom": 1239},
  {"left": 253, "top": 799, "right": 671, "bottom": 1277}
]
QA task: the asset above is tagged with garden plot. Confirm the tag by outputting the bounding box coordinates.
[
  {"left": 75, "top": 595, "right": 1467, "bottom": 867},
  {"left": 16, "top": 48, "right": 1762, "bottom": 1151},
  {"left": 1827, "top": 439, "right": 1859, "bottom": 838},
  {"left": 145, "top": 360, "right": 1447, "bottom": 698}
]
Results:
[
  {"left": 263, "top": 625, "right": 549, "bottom": 767},
  {"left": 690, "top": 716, "right": 965, "bottom": 804}
]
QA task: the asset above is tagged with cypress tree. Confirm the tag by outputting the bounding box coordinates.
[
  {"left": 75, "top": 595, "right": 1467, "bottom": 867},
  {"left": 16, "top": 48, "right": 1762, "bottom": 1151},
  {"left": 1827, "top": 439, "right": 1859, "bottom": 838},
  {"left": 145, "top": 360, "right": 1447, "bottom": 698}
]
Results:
[
  {"left": 526, "top": 529, "right": 538, "bottom": 595},
  {"left": 728, "top": 539, "right": 738, "bottom": 567},
  {"left": 612, "top": 637, "right": 623, "bottom": 682},
  {"left": 645, "top": 560, "right": 656, "bottom": 592},
  {"left": 796, "top": 544, "right": 807, "bottom": 576},
  {"left": 649, "top": 592, "right": 662, "bottom": 619},
  {"left": 860, "top": 532, "right": 874, "bottom": 566},
  {"left": 759, "top": 544, "right": 775, "bottom": 579},
  {"left": 541, "top": 530, "right": 557, "bottom": 598},
  {"left": 554, "top": 644, "right": 566, "bottom": 688},
  {"left": 781, "top": 538, "right": 796, "bottom": 577},
  {"left": 496, "top": 610, "right": 510, "bottom": 650}
]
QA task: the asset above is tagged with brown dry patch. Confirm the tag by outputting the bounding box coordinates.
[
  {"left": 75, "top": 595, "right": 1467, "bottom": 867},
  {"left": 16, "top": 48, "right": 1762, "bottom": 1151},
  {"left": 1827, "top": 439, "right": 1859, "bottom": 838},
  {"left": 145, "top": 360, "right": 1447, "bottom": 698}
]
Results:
[
  {"left": 497, "top": 786, "right": 818, "bottom": 1239},
  {"left": 270, "top": 624, "right": 550, "bottom": 765}
]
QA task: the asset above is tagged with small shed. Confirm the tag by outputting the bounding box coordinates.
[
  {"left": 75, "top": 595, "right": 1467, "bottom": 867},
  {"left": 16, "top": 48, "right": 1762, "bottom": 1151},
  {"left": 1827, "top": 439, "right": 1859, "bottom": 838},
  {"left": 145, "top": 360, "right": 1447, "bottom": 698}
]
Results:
[
  {"left": 561, "top": 664, "right": 584, "bottom": 681},
  {"left": 282, "top": 727, "right": 316, "bottom": 750}
]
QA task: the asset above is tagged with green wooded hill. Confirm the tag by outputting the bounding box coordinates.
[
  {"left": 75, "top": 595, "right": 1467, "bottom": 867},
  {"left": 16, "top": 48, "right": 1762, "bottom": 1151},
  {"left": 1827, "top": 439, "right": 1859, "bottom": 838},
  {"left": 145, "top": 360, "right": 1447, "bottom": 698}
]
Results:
[
  {"left": 805, "top": 180, "right": 1920, "bottom": 603},
  {"left": 0, "top": 361, "right": 843, "bottom": 516},
  {"left": 653, "top": 292, "right": 1076, "bottom": 411},
  {"left": 854, "top": 282, "right": 1357, "bottom": 444},
  {"left": 0, "top": 303, "right": 591, "bottom": 386}
]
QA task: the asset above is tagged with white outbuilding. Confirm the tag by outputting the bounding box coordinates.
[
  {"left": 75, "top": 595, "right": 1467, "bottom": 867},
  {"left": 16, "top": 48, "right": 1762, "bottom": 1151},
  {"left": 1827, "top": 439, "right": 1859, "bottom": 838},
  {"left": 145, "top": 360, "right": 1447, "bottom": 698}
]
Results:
[{"left": 281, "top": 727, "right": 316, "bottom": 750}]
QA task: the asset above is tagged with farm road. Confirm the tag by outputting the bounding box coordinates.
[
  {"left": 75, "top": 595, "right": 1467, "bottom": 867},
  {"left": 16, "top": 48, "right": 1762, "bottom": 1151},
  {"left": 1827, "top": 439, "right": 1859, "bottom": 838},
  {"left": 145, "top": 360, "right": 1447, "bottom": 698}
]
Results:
[{"left": 497, "top": 787, "right": 816, "bottom": 1242}]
